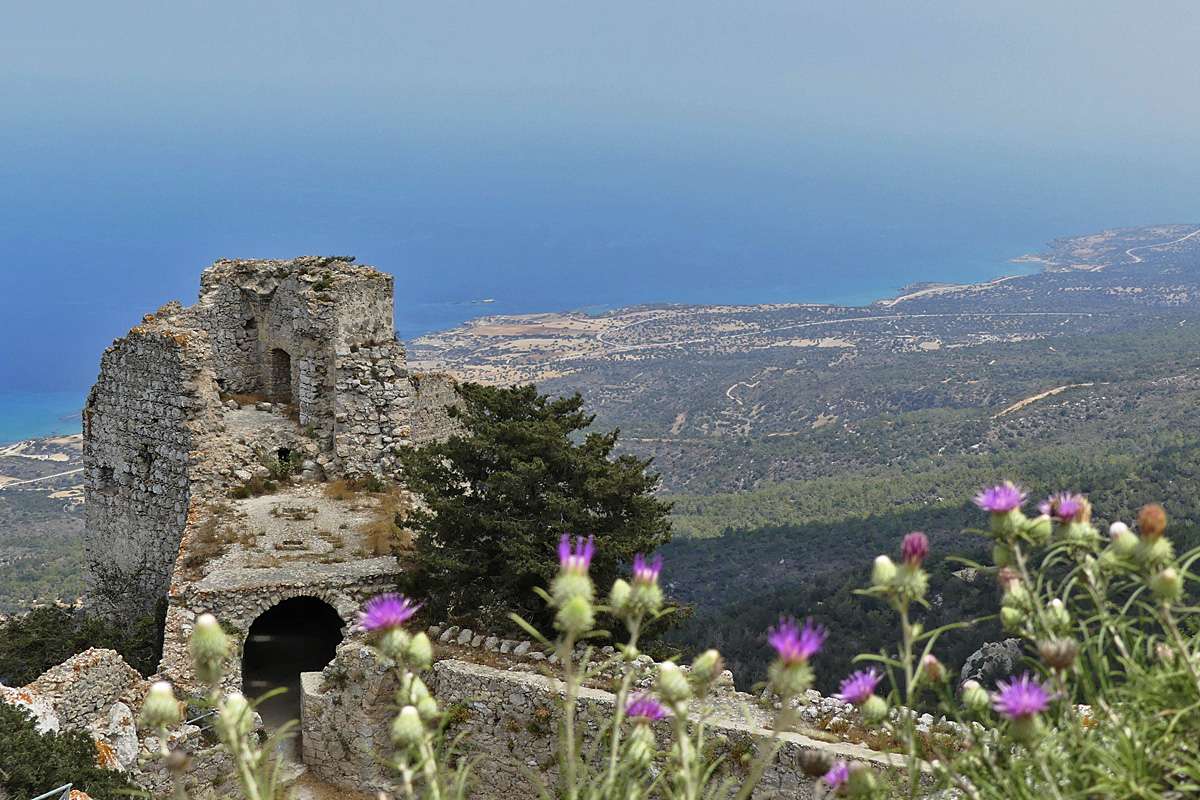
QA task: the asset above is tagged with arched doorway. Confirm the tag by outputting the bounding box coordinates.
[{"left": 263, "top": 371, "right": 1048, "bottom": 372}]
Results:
[
  {"left": 267, "top": 347, "right": 293, "bottom": 405},
  {"left": 242, "top": 597, "right": 343, "bottom": 730}
]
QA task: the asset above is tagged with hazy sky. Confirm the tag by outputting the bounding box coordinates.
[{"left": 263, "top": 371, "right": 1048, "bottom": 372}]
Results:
[{"left": 3, "top": 2, "right": 1200, "bottom": 392}]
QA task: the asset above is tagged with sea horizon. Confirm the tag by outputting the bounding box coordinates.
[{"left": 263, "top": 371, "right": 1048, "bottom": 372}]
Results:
[{"left": 0, "top": 244, "right": 1045, "bottom": 446}]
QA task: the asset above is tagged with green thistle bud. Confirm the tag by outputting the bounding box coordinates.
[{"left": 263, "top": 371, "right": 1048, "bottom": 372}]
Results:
[
  {"left": 1047, "top": 598, "right": 1071, "bottom": 630},
  {"left": 217, "top": 692, "right": 254, "bottom": 741},
  {"left": 960, "top": 680, "right": 989, "bottom": 713},
  {"left": 1136, "top": 537, "right": 1175, "bottom": 572},
  {"left": 657, "top": 661, "right": 692, "bottom": 705},
  {"left": 871, "top": 555, "right": 897, "bottom": 588},
  {"left": 895, "top": 563, "right": 929, "bottom": 602},
  {"left": 397, "top": 673, "right": 431, "bottom": 706},
  {"left": 551, "top": 572, "right": 594, "bottom": 607},
  {"left": 921, "top": 654, "right": 945, "bottom": 683},
  {"left": 417, "top": 696, "right": 439, "bottom": 721},
  {"left": 378, "top": 628, "right": 411, "bottom": 661},
  {"left": 847, "top": 764, "right": 880, "bottom": 796},
  {"left": 624, "top": 723, "right": 655, "bottom": 770},
  {"left": 406, "top": 632, "right": 433, "bottom": 670},
  {"left": 1150, "top": 567, "right": 1183, "bottom": 603},
  {"left": 1000, "top": 606, "right": 1025, "bottom": 631},
  {"left": 861, "top": 694, "right": 888, "bottom": 724},
  {"left": 140, "top": 681, "right": 182, "bottom": 730},
  {"left": 1009, "top": 714, "right": 1043, "bottom": 745},
  {"left": 1001, "top": 582, "right": 1031, "bottom": 610},
  {"left": 1110, "top": 525, "right": 1138, "bottom": 558},
  {"left": 992, "top": 542, "right": 1014, "bottom": 568},
  {"left": 391, "top": 705, "right": 425, "bottom": 748},
  {"left": 1097, "top": 547, "right": 1121, "bottom": 572},
  {"left": 690, "top": 649, "right": 723, "bottom": 687},
  {"left": 555, "top": 594, "right": 595, "bottom": 636},
  {"left": 1062, "top": 521, "right": 1100, "bottom": 550},
  {"left": 1023, "top": 514, "right": 1053, "bottom": 545},
  {"left": 991, "top": 509, "right": 1027, "bottom": 539},
  {"left": 768, "top": 659, "right": 814, "bottom": 699},
  {"left": 608, "top": 578, "right": 631, "bottom": 612},
  {"left": 189, "top": 613, "right": 229, "bottom": 686},
  {"left": 628, "top": 581, "right": 664, "bottom": 617}
]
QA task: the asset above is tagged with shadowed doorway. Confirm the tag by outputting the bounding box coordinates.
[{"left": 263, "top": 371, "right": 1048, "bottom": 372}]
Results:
[{"left": 241, "top": 596, "right": 344, "bottom": 730}]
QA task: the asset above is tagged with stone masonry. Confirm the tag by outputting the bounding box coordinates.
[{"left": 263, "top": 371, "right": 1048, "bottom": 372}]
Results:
[{"left": 83, "top": 256, "right": 459, "bottom": 625}]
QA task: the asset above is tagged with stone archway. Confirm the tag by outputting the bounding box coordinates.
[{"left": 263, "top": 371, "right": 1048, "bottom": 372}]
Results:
[
  {"left": 241, "top": 596, "right": 344, "bottom": 730},
  {"left": 267, "top": 347, "right": 293, "bottom": 405}
]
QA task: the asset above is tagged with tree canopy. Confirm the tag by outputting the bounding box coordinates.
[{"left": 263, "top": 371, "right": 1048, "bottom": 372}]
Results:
[{"left": 399, "top": 383, "right": 672, "bottom": 625}]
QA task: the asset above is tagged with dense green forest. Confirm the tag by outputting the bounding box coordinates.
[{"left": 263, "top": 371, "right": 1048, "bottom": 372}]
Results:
[{"left": 664, "top": 434, "right": 1200, "bottom": 692}]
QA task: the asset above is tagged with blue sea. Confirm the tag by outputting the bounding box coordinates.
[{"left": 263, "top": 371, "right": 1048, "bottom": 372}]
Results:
[{"left": 2, "top": 119, "right": 1199, "bottom": 445}]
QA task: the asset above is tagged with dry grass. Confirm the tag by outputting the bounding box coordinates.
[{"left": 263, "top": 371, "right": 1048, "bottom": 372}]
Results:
[
  {"left": 360, "top": 487, "right": 414, "bottom": 556},
  {"left": 180, "top": 508, "right": 240, "bottom": 572}
]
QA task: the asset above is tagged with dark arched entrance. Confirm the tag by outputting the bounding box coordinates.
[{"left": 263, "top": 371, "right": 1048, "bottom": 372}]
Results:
[{"left": 242, "top": 597, "right": 343, "bottom": 729}]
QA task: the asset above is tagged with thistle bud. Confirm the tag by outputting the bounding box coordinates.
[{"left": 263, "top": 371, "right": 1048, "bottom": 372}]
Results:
[
  {"left": 1023, "top": 514, "right": 1053, "bottom": 545},
  {"left": 690, "top": 649, "right": 723, "bottom": 687},
  {"left": 628, "top": 581, "right": 664, "bottom": 617},
  {"left": 1009, "top": 714, "right": 1043, "bottom": 745},
  {"left": 555, "top": 594, "right": 595, "bottom": 636},
  {"left": 798, "top": 748, "right": 834, "bottom": 777},
  {"left": 406, "top": 632, "right": 433, "bottom": 670},
  {"left": 992, "top": 542, "right": 1014, "bottom": 568},
  {"left": 871, "top": 555, "right": 897, "bottom": 588},
  {"left": 417, "top": 695, "right": 439, "bottom": 721},
  {"left": 217, "top": 692, "right": 254, "bottom": 740},
  {"left": 1150, "top": 567, "right": 1183, "bottom": 603},
  {"left": 1156, "top": 642, "right": 1176, "bottom": 665},
  {"left": 1138, "top": 504, "right": 1167, "bottom": 541},
  {"left": 1000, "top": 606, "right": 1025, "bottom": 631},
  {"left": 378, "top": 627, "right": 411, "bottom": 661},
  {"left": 1047, "top": 598, "right": 1071, "bottom": 630},
  {"left": 1002, "top": 581, "right": 1031, "bottom": 610},
  {"left": 921, "top": 654, "right": 945, "bottom": 683},
  {"left": 960, "top": 680, "right": 989, "bottom": 713},
  {"left": 139, "top": 681, "right": 182, "bottom": 730},
  {"left": 1136, "top": 536, "right": 1175, "bottom": 571},
  {"left": 1038, "top": 638, "right": 1078, "bottom": 671},
  {"left": 861, "top": 694, "right": 889, "bottom": 724},
  {"left": 398, "top": 673, "right": 431, "bottom": 705},
  {"left": 894, "top": 563, "right": 929, "bottom": 602},
  {"left": 390, "top": 705, "right": 425, "bottom": 748},
  {"left": 189, "top": 613, "right": 229, "bottom": 686},
  {"left": 624, "top": 723, "right": 656, "bottom": 771},
  {"left": 608, "top": 578, "right": 631, "bottom": 612},
  {"left": 847, "top": 764, "right": 880, "bottom": 796},
  {"left": 1110, "top": 526, "right": 1138, "bottom": 559},
  {"left": 656, "top": 661, "right": 692, "bottom": 705}
]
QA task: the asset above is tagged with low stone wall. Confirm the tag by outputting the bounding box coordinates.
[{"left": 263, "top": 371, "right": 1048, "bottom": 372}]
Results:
[{"left": 301, "top": 646, "right": 911, "bottom": 799}]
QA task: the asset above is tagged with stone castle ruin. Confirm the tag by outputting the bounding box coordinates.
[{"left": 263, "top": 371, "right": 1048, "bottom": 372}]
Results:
[
  {"left": 82, "top": 256, "right": 457, "bottom": 694},
  {"left": 0, "top": 255, "right": 911, "bottom": 798}
]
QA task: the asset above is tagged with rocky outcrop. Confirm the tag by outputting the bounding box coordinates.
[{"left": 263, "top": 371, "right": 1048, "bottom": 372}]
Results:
[{"left": 959, "top": 638, "right": 1026, "bottom": 689}]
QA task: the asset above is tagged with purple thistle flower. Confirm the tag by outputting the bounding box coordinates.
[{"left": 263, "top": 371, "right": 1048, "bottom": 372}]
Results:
[
  {"left": 823, "top": 761, "right": 850, "bottom": 790},
  {"left": 768, "top": 617, "right": 826, "bottom": 664},
  {"left": 973, "top": 482, "right": 1027, "bottom": 514},
  {"left": 900, "top": 531, "right": 929, "bottom": 566},
  {"left": 558, "top": 534, "right": 595, "bottom": 574},
  {"left": 359, "top": 593, "right": 421, "bottom": 632},
  {"left": 992, "top": 673, "right": 1051, "bottom": 720},
  {"left": 1038, "top": 492, "right": 1086, "bottom": 523},
  {"left": 835, "top": 669, "right": 881, "bottom": 706},
  {"left": 625, "top": 694, "right": 668, "bottom": 722},
  {"left": 632, "top": 553, "right": 663, "bottom": 585}
]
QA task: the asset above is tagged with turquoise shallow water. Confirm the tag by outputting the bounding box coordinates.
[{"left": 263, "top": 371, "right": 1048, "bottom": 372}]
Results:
[{"left": 0, "top": 391, "right": 86, "bottom": 445}]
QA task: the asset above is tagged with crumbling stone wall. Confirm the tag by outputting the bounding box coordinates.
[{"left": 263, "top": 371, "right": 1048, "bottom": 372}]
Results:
[
  {"left": 83, "top": 317, "right": 224, "bottom": 619},
  {"left": 409, "top": 373, "right": 463, "bottom": 445},
  {"left": 301, "top": 645, "right": 910, "bottom": 799}
]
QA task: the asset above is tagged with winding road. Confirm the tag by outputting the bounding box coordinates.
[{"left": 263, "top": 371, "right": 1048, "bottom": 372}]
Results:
[{"left": 1124, "top": 228, "right": 1200, "bottom": 264}]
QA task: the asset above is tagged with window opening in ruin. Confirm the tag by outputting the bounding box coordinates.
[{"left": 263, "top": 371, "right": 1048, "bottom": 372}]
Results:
[
  {"left": 242, "top": 596, "right": 343, "bottom": 731},
  {"left": 267, "top": 348, "right": 293, "bottom": 404},
  {"left": 97, "top": 465, "right": 116, "bottom": 494}
]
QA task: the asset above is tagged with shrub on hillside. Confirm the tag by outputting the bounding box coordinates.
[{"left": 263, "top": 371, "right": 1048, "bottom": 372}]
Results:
[
  {"left": 0, "top": 701, "right": 135, "bottom": 800},
  {"left": 0, "top": 604, "right": 164, "bottom": 686}
]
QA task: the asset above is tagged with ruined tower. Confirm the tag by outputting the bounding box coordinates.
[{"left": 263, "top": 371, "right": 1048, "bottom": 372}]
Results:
[{"left": 82, "top": 257, "right": 457, "bottom": 629}]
